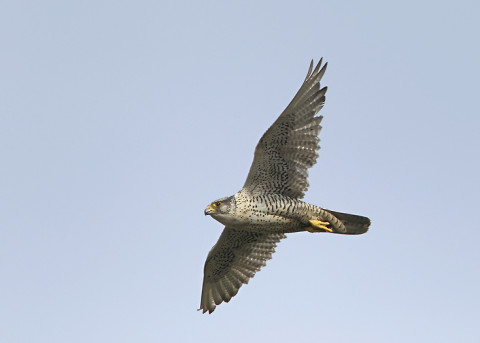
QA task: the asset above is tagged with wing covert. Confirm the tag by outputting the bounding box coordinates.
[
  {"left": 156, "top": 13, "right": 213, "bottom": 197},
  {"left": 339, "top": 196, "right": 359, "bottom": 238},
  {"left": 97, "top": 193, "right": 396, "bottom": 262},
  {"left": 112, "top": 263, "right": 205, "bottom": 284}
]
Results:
[{"left": 243, "top": 59, "right": 328, "bottom": 199}]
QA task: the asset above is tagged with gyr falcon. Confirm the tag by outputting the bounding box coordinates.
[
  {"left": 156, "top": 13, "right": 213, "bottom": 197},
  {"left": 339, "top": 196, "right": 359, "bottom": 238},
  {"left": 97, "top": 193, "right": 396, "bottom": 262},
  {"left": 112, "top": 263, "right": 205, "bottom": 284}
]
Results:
[{"left": 200, "top": 59, "right": 370, "bottom": 314}]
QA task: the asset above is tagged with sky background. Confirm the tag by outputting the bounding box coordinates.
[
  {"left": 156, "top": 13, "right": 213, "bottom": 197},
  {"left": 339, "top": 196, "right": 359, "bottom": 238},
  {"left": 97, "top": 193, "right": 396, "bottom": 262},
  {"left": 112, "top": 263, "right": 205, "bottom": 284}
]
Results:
[{"left": 1, "top": 0, "right": 479, "bottom": 342}]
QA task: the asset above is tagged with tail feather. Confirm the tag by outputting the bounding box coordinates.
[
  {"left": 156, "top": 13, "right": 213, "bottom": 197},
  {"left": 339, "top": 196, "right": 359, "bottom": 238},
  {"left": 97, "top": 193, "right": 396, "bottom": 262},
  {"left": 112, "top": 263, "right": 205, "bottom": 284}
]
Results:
[{"left": 324, "top": 209, "right": 370, "bottom": 235}]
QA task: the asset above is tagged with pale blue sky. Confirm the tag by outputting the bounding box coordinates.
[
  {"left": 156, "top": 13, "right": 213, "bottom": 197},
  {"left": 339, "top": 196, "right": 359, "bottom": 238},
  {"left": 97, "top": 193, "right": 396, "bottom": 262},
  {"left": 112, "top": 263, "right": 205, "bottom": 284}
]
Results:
[{"left": 1, "top": 1, "right": 479, "bottom": 342}]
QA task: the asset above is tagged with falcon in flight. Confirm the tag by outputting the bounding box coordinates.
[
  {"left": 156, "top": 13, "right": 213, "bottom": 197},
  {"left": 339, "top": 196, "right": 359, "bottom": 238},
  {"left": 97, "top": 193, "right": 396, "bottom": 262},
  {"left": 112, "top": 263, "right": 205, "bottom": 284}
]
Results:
[{"left": 200, "top": 59, "right": 370, "bottom": 314}]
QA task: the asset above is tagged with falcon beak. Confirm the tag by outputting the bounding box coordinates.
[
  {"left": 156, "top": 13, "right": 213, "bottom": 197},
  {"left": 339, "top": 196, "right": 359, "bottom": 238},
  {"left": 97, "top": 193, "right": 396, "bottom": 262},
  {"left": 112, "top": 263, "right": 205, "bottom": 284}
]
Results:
[{"left": 204, "top": 205, "right": 215, "bottom": 216}]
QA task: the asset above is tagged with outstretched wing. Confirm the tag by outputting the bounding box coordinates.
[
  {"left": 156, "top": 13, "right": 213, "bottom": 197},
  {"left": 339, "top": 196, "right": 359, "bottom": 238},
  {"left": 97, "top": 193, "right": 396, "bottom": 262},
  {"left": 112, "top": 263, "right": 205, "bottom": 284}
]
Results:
[
  {"left": 243, "top": 59, "right": 328, "bottom": 199},
  {"left": 200, "top": 228, "right": 285, "bottom": 314}
]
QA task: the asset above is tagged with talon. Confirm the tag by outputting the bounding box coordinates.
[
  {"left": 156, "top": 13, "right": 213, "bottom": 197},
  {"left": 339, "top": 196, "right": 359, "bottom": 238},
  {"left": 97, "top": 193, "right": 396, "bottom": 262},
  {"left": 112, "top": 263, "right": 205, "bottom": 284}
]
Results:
[{"left": 307, "top": 220, "right": 333, "bottom": 233}]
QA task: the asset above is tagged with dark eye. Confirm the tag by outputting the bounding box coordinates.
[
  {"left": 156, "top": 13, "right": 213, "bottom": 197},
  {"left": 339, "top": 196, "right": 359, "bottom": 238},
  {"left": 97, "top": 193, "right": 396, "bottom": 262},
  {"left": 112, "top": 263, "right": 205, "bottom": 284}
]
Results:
[{"left": 214, "top": 201, "right": 221, "bottom": 207}]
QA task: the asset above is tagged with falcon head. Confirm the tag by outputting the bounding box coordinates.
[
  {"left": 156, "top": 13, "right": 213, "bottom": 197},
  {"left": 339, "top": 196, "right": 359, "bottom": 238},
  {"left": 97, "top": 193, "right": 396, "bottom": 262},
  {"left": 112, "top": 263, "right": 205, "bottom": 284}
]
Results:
[{"left": 204, "top": 196, "right": 236, "bottom": 225}]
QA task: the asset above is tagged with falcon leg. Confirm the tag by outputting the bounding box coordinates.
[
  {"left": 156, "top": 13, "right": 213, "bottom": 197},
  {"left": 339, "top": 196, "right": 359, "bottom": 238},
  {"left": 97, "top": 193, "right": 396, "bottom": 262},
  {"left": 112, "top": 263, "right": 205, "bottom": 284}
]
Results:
[{"left": 306, "top": 220, "right": 333, "bottom": 233}]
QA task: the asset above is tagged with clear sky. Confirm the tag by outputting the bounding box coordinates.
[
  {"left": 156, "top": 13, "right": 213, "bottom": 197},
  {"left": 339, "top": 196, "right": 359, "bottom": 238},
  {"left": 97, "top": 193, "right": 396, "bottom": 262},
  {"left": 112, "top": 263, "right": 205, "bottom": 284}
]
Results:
[{"left": 1, "top": 1, "right": 479, "bottom": 342}]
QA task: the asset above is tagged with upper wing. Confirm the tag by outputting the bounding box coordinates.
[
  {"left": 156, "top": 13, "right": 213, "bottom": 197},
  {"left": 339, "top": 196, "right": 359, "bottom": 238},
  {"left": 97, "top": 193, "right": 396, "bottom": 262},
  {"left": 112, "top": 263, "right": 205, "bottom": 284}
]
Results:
[
  {"left": 243, "top": 59, "right": 328, "bottom": 199},
  {"left": 200, "top": 227, "right": 285, "bottom": 314}
]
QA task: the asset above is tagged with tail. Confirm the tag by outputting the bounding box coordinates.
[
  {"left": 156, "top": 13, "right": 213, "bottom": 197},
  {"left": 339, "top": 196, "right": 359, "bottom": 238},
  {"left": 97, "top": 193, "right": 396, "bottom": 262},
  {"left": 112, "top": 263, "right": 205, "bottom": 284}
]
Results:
[{"left": 322, "top": 209, "right": 370, "bottom": 235}]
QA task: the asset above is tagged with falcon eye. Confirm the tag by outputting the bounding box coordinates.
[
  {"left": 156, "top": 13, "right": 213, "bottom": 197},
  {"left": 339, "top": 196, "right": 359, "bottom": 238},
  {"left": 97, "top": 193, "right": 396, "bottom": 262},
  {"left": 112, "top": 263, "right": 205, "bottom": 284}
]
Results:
[{"left": 213, "top": 201, "right": 222, "bottom": 207}]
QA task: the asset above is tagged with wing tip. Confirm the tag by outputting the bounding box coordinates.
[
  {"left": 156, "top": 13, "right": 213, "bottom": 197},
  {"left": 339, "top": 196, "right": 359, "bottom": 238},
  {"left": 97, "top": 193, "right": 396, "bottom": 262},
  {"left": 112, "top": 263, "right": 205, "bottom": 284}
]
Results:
[
  {"left": 317, "top": 61, "right": 328, "bottom": 80},
  {"left": 306, "top": 58, "right": 327, "bottom": 81},
  {"left": 305, "top": 60, "right": 314, "bottom": 81},
  {"left": 198, "top": 307, "right": 216, "bottom": 314},
  {"left": 313, "top": 58, "right": 323, "bottom": 74}
]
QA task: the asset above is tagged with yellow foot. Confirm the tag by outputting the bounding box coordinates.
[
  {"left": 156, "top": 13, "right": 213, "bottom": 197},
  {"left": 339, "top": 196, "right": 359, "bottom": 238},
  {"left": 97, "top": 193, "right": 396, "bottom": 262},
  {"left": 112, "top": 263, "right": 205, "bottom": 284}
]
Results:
[{"left": 307, "top": 220, "right": 333, "bottom": 233}]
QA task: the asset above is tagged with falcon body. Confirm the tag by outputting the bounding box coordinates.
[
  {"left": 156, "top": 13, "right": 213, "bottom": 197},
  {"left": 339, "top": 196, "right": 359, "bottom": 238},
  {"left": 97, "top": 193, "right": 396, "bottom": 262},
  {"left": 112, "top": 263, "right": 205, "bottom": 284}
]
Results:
[
  {"left": 200, "top": 60, "right": 370, "bottom": 314},
  {"left": 205, "top": 191, "right": 354, "bottom": 234}
]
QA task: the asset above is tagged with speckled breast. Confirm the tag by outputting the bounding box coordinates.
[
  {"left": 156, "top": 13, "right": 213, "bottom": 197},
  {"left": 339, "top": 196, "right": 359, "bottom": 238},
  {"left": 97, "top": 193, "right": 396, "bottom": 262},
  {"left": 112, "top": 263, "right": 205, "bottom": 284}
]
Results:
[{"left": 231, "top": 191, "right": 308, "bottom": 233}]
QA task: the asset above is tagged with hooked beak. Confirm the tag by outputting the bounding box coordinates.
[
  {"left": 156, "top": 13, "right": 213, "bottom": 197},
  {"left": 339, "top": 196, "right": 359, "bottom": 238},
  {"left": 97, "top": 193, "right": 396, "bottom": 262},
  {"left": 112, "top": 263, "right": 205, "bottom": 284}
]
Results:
[{"left": 204, "top": 205, "right": 215, "bottom": 216}]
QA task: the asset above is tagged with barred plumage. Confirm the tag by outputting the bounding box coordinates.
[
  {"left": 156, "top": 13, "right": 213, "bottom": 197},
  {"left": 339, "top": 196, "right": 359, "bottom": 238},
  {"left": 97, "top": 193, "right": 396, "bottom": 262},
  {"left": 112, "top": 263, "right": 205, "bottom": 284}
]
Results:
[{"left": 201, "top": 59, "right": 370, "bottom": 314}]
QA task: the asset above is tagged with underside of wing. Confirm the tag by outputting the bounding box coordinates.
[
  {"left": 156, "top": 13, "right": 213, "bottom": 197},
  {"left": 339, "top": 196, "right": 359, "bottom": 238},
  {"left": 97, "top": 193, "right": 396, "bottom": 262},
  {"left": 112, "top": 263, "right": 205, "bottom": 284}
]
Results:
[
  {"left": 200, "top": 228, "right": 285, "bottom": 314},
  {"left": 243, "top": 59, "right": 328, "bottom": 199}
]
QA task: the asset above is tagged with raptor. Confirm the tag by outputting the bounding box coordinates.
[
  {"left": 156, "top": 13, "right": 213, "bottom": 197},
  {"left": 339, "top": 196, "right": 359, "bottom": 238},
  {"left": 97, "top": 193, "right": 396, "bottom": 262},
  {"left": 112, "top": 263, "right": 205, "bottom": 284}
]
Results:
[{"left": 200, "top": 59, "right": 370, "bottom": 314}]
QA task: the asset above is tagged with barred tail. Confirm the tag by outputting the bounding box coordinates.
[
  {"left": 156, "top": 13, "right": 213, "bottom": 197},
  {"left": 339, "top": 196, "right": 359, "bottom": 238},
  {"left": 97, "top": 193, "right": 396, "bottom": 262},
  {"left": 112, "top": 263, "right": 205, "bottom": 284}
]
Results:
[{"left": 320, "top": 209, "right": 370, "bottom": 235}]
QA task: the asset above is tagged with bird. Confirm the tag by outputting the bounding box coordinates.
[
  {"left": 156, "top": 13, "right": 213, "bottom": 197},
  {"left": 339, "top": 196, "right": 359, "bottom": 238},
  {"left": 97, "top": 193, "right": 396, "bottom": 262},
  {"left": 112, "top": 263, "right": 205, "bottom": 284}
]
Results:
[{"left": 200, "top": 59, "right": 370, "bottom": 314}]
